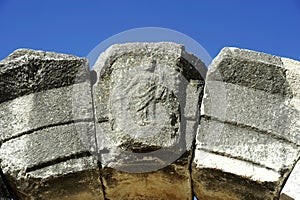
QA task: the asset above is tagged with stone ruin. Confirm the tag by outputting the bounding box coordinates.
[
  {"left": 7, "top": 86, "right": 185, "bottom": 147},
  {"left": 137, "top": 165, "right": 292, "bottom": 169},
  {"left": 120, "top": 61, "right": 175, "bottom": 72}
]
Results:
[{"left": 0, "top": 43, "right": 299, "bottom": 200}]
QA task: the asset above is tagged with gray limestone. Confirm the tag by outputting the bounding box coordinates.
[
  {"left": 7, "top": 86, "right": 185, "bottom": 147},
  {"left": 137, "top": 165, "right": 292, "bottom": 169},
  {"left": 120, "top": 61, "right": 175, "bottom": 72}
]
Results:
[
  {"left": 93, "top": 42, "right": 206, "bottom": 199},
  {"left": 280, "top": 194, "right": 295, "bottom": 200},
  {"left": 197, "top": 118, "right": 299, "bottom": 173},
  {"left": 192, "top": 47, "right": 300, "bottom": 200},
  {"left": 205, "top": 47, "right": 291, "bottom": 96},
  {"left": 0, "top": 122, "right": 94, "bottom": 173},
  {"left": 0, "top": 49, "right": 89, "bottom": 103},
  {"left": 201, "top": 81, "right": 299, "bottom": 144},
  {"left": 0, "top": 82, "right": 93, "bottom": 142},
  {"left": 281, "top": 160, "right": 300, "bottom": 200},
  {"left": 0, "top": 49, "right": 104, "bottom": 200}
]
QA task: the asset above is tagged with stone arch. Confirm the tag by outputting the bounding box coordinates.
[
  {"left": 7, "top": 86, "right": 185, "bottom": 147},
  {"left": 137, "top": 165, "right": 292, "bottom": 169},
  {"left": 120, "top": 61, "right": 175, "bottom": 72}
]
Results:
[{"left": 0, "top": 45, "right": 299, "bottom": 200}]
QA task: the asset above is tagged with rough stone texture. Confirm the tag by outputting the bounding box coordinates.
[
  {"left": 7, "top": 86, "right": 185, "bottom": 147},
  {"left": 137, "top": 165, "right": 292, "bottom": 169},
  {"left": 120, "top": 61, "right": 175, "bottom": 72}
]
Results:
[
  {"left": 192, "top": 47, "right": 300, "bottom": 200},
  {"left": 0, "top": 49, "right": 89, "bottom": 104},
  {"left": 0, "top": 82, "right": 93, "bottom": 142},
  {"left": 281, "top": 160, "right": 300, "bottom": 200},
  {"left": 0, "top": 123, "right": 94, "bottom": 173},
  {"left": 200, "top": 82, "right": 299, "bottom": 144},
  {"left": 93, "top": 42, "right": 206, "bottom": 199},
  {"left": 0, "top": 49, "right": 104, "bottom": 200}
]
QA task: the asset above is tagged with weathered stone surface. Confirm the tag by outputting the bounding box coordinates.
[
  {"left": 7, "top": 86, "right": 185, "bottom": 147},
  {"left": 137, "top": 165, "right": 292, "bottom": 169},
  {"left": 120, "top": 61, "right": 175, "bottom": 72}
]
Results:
[
  {"left": 281, "top": 160, "right": 300, "bottom": 200},
  {"left": 201, "top": 82, "right": 299, "bottom": 144},
  {"left": 0, "top": 82, "right": 93, "bottom": 142},
  {"left": 93, "top": 42, "right": 206, "bottom": 199},
  {"left": 0, "top": 49, "right": 104, "bottom": 200},
  {"left": 0, "top": 122, "right": 103, "bottom": 199},
  {"left": 197, "top": 118, "right": 299, "bottom": 173},
  {"left": 205, "top": 47, "right": 290, "bottom": 96},
  {"left": 192, "top": 47, "right": 300, "bottom": 200},
  {"left": 0, "top": 123, "right": 94, "bottom": 172},
  {"left": 0, "top": 49, "right": 89, "bottom": 103}
]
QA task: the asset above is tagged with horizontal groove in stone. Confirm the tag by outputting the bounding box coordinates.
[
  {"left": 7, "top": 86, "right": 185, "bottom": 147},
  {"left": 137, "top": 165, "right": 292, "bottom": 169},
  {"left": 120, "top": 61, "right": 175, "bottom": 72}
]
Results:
[
  {"left": 197, "top": 117, "right": 300, "bottom": 172},
  {"left": 193, "top": 148, "right": 281, "bottom": 183},
  {"left": 0, "top": 82, "right": 93, "bottom": 142},
  {"left": 27, "top": 156, "right": 99, "bottom": 180},
  {"left": 201, "top": 81, "right": 300, "bottom": 146},
  {"left": 0, "top": 122, "right": 96, "bottom": 173},
  {"left": 25, "top": 151, "right": 91, "bottom": 173},
  {"left": 201, "top": 115, "right": 299, "bottom": 147},
  {"left": 2, "top": 118, "right": 94, "bottom": 144},
  {"left": 199, "top": 147, "right": 277, "bottom": 173}
]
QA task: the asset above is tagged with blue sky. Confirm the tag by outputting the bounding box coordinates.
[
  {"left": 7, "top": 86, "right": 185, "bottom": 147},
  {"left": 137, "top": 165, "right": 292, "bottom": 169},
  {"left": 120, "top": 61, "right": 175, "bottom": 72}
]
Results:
[{"left": 1, "top": 0, "right": 300, "bottom": 64}]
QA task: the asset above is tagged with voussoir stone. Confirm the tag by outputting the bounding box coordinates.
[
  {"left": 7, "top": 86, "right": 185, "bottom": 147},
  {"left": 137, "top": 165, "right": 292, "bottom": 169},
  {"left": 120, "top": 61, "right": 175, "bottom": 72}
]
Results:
[
  {"left": 192, "top": 47, "right": 300, "bottom": 200},
  {"left": 93, "top": 42, "right": 206, "bottom": 199},
  {"left": 0, "top": 49, "right": 104, "bottom": 200}
]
